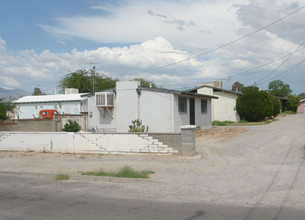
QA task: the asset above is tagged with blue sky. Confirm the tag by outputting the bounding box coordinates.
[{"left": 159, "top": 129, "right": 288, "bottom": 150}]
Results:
[{"left": 0, "top": 0, "right": 304, "bottom": 95}]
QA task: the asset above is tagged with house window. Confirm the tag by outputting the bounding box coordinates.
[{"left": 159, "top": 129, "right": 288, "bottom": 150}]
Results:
[
  {"left": 178, "top": 96, "right": 187, "bottom": 113},
  {"left": 201, "top": 99, "right": 207, "bottom": 114}
]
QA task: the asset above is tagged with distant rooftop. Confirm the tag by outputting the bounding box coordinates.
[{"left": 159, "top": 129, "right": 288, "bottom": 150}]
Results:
[{"left": 13, "top": 93, "right": 88, "bottom": 103}]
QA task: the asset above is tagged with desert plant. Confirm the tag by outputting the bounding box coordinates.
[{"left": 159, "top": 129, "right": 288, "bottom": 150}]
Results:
[
  {"left": 128, "top": 119, "right": 149, "bottom": 132},
  {"left": 61, "top": 120, "right": 81, "bottom": 132}
]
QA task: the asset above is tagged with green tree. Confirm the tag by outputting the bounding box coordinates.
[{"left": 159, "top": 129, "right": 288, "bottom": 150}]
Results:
[
  {"left": 0, "top": 98, "right": 14, "bottom": 121},
  {"left": 232, "top": 82, "right": 244, "bottom": 92},
  {"left": 32, "top": 87, "right": 44, "bottom": 96},
  {"left": 268, "top": 80, "right": 292, "bottom": 97},
  {"left": 236, "top": 86, "right": 273, "bottom": 121},
  {"left": 298, "top": 92, "right": 305, "bottom": 100},
  {"left": 130, "top": 78, "right": 158, "bottom": 88},
  {"left": 58, "top": 70, "right": 118, "bottom": 93},
  {"left": 286, "top": 95, "right": 301, "bottom": 113}
]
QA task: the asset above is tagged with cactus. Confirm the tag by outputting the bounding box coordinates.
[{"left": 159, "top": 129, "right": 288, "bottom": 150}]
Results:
[{"left": 128, "top": 119, "right": 149, "bottom": 133}]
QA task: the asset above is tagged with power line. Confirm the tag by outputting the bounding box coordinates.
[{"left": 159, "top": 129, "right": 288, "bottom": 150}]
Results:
[
  {"left": 256, "top": 57, "right": 305, "bottom": 85},
  {"left": 218, "top": 47, "right": 305, "bottom": 81},
  {"left": 128, "top": 5, "right": 305, "bottom": 75},
  {"left": 255, "top": 40, "right": 305, "bottom": 84}
]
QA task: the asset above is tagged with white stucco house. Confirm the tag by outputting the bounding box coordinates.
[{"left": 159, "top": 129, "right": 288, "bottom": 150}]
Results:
[
  {"left": 13, "top": 89, "right": 88, "bottom": 119},
  {"left": 84, "top": 81, "right": 218, "bottom": 133},
  {"left": 187, "top": 81, "right": 241, "bottom": 122}
]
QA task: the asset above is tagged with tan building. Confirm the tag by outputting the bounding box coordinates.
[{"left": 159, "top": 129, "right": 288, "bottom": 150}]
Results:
[{"left": 187, "top": 81, "right": 241, "bottom": 122}]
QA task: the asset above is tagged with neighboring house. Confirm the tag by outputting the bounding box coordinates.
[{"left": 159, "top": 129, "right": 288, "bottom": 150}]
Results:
[
  {"left": 186, "top": 81, "right": 241, "bottom": 122},
  {"left": 84, "top": 81, "right": 217, "bottom": 133},
  {"left": 297, "top": 99, "right": 305, "bottom": 114},
  {"left": 12, "top": 89, "right": 88, "bottom": 119}
]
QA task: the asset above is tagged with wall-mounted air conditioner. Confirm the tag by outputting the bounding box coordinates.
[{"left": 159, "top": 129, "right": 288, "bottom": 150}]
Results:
[{"left": 96, "top": 93, "right": 114, "bottom": 107}]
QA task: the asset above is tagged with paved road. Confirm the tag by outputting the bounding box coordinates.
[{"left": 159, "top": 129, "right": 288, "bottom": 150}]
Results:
[
  {"left": 0, "top": 114, "right": 305, "bottom": 219},
  {"left": 1, "top": 174, "right": 304, "bottom": 220}
]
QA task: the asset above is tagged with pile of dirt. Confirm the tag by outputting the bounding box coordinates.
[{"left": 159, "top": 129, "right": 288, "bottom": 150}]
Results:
[{"left": 197, "top": 127, "right": 247, "bottom": 138}]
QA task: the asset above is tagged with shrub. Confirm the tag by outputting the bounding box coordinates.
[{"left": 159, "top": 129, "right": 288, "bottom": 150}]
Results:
[
  {"left": 270, "top": 96, "right": 281, "bottom": 117},
  {"left": 62, "top": 120, "right": 81, "bottom": 132},
  {"left": 286, "top": 95, "right": 300, "bottom": 113},
  {"left": 236, "top": 86, "right": 273, "bottom": 122}
]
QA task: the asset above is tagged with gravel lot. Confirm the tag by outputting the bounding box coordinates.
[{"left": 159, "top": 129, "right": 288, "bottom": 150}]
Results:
[{"left": 1, "top": 114, "right": 305, "bottom": 211}]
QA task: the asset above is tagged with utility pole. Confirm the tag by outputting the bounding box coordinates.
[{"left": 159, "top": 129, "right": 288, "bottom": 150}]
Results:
[
  {"left": 92, "top": 66, "right": 96, "bottom": 93},
  {"left": 89, "top": 62, "right": 100, "bottom": 93}
]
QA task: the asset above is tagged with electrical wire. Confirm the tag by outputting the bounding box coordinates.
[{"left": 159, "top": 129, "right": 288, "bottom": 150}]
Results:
[
  {"left": 256, "top": 57, "right": 305, "bottom": 85},
  {"left": 128, "top": 5, "right": 305, "bottom": 75},
  {"left": 255, "top": 40, "right": 305, "bottom": 84}
]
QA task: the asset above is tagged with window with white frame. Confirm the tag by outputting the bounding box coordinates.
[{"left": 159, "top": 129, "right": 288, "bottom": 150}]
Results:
[
  {"left": 178, "top": 96, "right": 187, "bottom": 113},
  {"left": 201, "top": 99, "right": 207, "bottom": 114}
]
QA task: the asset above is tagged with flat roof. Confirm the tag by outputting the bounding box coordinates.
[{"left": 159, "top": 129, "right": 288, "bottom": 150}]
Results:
[
  {"left": 137, "top": 87, "right": 218, "bottom": 99},
  {"left": 13, "top": 93, "right": 88, "bottom": 104},
  {"left": 185, "top": 85, "right": 242, "bottom": 95}
]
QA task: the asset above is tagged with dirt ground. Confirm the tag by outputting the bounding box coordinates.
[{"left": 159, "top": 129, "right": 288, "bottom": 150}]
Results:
[{"left": 1, "top": 114, "right": 305, "bottom": 212}]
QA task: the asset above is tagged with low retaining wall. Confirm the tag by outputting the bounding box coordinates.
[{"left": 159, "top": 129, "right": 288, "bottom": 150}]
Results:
[{"left": 0, "top": 132, "right": 177, "bottom": 155}]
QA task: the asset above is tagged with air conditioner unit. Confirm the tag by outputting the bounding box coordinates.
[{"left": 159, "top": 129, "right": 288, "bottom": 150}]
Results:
[{"left": 96, "top": 93, "right": 114, "bottom": 107}]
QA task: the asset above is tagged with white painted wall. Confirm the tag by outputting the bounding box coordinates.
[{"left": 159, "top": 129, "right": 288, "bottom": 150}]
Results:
[
  {"left": 195, "top": 98, "right": 212, "bottom": 130},
  {"left": 87, "top": 93, "right": 117, "bottom": 132},
  {"left": 197, "top": 87, "right": 240, "bottom": 122},
  {"left": 15, "top": 101, "right": 82, "bottom": 119},
  {"left": 0, "top": 132, "right": 177, "bottom": 154},
  {"left": 213, "top": 91, "right": 240, "bottom": 122},
  {"left": 139, "top": 90, "right": 174, "bottom": 133},
  {"left": 116, "top": 81, "right": 140, "bottom": 132}
]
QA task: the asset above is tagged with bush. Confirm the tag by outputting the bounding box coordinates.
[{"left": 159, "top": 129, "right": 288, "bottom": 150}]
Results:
[
  {"left": 270, "top": 96, "right": 281, "bottom": 117},
  {"left": 62, "top": 120, "right": 81, "bottom": 132},
  {"left": 236, "top": 86, "right": 273, "bottom": 122},
  {"left": 286, "top": 95, "right": 300, "bottom": 113}
]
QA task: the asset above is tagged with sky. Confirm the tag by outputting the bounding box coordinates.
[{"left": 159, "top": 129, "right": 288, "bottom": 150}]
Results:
[{"left": 0, "top": 0, "right": 304, "bottom": 95}]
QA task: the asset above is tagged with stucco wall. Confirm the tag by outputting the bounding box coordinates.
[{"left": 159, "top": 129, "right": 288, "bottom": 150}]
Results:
[
  {"left": 213, "top": 91, "right": 240, "bottom": 122},
  {"left": 139, "top": 90, "right": 174, "bottom": 133},
  {"left": 195, "top": 98, "right": 212, "bottom": 130},
  {"left": 0, "top": 132, "right": 177, "bottom": 154},
  {"left": 87, "top": 94, "right": 117, "bottom": 132},
  {"left": 297, "top": 100, "right": 305, "bottom": 114},
  {"left": 15, "top": 101, "right": 82, "bottom": 119},
  {"left": 116, "top": 81, "right": 140, "bottom": 132}
]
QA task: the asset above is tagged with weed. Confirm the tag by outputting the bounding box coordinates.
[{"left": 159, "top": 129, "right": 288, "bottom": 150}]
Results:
[
  {"left": 81, "top": 166, "right": 154, "bottom": 179},
  {"left": 54, "top": 173, "right": 70, "bottom": 181}
]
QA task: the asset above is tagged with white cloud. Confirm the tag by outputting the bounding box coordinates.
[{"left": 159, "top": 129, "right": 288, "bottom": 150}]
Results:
[
  {"left": 0, "top": 36, "right": 218, "bottom": 92},
  {"left": 0, "top": 76, "right": 20, "bottom": 88},
  {"left": 1, "top": 0, "right": 305, "bottom": 94}
]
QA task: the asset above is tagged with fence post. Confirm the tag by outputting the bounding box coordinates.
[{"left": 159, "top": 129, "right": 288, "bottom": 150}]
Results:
[{"left": 180, "top": 125, "right": 196, "bottom": 156}]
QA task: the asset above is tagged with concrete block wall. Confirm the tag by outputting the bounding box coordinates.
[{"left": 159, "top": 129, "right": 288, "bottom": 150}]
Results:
[{"left": 0, "top": 132, "right": 177, "bottom": 155}]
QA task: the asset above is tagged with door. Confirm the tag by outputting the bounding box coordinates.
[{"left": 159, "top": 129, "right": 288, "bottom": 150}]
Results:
[{"left": 189, "top": 98, "right": 195, "bottom": 125}]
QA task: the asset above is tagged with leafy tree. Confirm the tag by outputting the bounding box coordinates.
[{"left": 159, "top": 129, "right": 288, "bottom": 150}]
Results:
[
  {"left": 130, "top": 78, "right": 158, "bottom": 88},
  {"left": 232, "top": 82, "right": 244, "bottom": 92},
  {"left": 32, "top": 87, "right": 45, "bottom": 96},
  {"left": 268, "top": 80, "right": 292, "bottom": 97},
  {"left": 0, "top": 98, "right": 14, "bottom": 121},
  {"left": 236, "top": 86, "right": 273, "bottom": 121},
  {"left": 61, "top": 120, "right": 81, "bottom": 132},
  {"left": 298, "top": 92, "right": 305, "bottom": 100},
  {"left": 58, "top": 69, "right": 118, "bottom": 93},
  {"left": 286, "top": 95, "right": 301, "bottom": 113}
]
